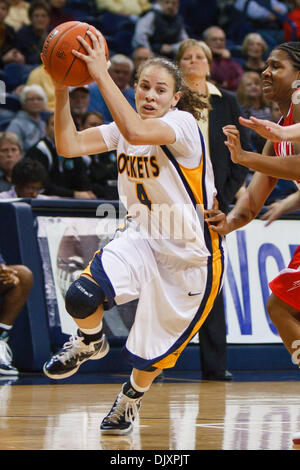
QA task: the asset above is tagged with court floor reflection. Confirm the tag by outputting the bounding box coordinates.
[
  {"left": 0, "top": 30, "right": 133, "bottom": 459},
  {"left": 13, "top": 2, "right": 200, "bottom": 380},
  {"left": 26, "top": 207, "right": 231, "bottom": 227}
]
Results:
[{"left": 0, "top": 380, "right": 299, "bottom": 449}]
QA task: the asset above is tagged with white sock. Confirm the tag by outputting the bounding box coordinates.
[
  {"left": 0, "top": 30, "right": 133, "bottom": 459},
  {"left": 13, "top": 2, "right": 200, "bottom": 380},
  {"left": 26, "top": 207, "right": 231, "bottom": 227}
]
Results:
[
  {"left": 0, "top": 323, "right": 12, "bottom": 341},
  {"left": 130, "top": 372, "right": 151, "bottom": 393},
  {"left": 79, "top": 322, "right": 103, "bottom": 335},
  {"left": 0, "top": 323, "right": 12, "bottom": 330}
]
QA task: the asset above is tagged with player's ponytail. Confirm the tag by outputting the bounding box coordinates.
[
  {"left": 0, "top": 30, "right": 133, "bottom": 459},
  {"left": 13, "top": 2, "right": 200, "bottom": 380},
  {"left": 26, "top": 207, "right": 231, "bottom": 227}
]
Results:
[{"left": 177, "top": 84, "right": 209, "bottom": 120}]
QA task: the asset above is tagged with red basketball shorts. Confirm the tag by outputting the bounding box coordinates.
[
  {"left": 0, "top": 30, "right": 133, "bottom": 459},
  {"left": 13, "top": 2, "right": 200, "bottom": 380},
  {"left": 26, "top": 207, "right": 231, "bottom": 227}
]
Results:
[{"left": 269, "top": 245, "right": 300, "bottom": 310}]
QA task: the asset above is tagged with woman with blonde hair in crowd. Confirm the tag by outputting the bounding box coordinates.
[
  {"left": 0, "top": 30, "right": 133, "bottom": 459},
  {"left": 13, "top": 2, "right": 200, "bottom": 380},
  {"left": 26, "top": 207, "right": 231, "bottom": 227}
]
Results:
[
  {"left": 7, "top": 84, "right": 47, "bottom": 153},
  {"left": 5, "top": 0, "right": 30, "bottom": 32},
  {"left": 237, "top": 71, "right": 272, "bottom": 152},
  {"left": 175, "top": 38, "right": 250, "bottom": 382},
  {"left": 241, "top": 32, "right": 268, "bottom": 74}
]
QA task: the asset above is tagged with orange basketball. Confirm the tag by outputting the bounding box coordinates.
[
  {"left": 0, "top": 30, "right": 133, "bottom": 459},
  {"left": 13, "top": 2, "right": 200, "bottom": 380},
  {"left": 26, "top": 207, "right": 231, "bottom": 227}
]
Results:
[{"left": 41, "top": 21, "right": 109, "bottom": 86}]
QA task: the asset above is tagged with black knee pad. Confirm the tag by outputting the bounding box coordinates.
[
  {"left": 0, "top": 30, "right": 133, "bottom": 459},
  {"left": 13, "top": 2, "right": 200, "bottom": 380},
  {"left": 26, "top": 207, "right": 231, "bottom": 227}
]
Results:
[{"left": 65, "top": 276, "right": 105, "bottom": 319}]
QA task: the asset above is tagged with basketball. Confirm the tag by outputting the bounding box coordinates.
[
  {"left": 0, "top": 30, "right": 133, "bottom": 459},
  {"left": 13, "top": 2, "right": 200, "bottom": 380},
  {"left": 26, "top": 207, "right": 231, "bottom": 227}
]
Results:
[{"left": 41, "top": 21, "right": 109, "bottom": 87}]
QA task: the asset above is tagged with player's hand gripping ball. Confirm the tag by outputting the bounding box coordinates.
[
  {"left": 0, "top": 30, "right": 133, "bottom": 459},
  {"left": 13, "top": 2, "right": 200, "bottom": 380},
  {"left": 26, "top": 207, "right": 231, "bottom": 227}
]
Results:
[{"left": 41, "top": 21, "right": 109, "bottom": 86}]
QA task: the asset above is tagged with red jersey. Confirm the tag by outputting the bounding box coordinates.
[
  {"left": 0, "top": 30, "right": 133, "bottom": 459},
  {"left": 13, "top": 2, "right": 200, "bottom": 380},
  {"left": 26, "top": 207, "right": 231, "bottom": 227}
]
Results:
[
  {"left": 270, "top": 102, "right": 300, "bottom": 309},
  {"left": 273, "top": 102, "right": 300, "bottom": 187},
  {"left": 273, "top": 104, "right": 294, "bottom": 157}
]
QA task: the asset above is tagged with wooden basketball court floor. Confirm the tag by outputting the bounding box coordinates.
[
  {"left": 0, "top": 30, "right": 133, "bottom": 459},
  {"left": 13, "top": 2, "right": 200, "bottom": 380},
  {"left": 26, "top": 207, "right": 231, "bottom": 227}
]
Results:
[{"left": 0, "top": 371, "right": 300, "bottom": 451}]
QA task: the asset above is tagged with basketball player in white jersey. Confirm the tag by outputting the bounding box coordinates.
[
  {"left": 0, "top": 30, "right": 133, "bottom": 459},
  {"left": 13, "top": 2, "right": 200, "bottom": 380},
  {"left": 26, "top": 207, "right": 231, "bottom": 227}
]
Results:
[{"left": 42, "top": 30, "right": 226, "bottom": 435}]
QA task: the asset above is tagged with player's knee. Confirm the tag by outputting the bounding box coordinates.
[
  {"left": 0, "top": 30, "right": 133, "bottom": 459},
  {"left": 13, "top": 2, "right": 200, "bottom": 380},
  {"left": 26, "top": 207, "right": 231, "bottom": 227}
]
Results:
[
  {"left": 13, "top": 265, "right": 33, "bottom": 290},
  {"left": 65, "top": 276, "right": 105, "bottom": 319}
]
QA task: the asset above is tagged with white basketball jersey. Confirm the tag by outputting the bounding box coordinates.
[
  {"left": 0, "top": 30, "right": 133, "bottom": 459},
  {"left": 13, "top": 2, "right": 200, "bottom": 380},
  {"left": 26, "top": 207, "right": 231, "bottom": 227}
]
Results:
[{"left": 99, "top": 109, "right": 223, "bottom": 264}]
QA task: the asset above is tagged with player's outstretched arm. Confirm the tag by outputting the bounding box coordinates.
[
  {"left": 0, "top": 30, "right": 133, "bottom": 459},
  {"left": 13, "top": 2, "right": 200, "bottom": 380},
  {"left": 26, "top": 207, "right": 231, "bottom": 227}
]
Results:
[
  {"left": 53, "top": 84, "right": 109, "bottom": 157},
  {"left": 205, "top": 169, "right": 278, "bottom": 236},
  {"left": 223, "top": 125, "right": 300, "bottom": 180},
  {"left": 239, "top": 116, "right": 300, "bottom": 143},
  {"left": 40, "top": 54, "right": 109, "bottom": 158}
]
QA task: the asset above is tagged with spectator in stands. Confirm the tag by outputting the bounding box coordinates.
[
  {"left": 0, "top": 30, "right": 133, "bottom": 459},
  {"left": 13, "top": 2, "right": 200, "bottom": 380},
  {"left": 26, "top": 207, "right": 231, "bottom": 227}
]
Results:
[
  {"left": 182, "top": 0, "right": 219, "bottom": 39},
  {"left": 0, "top": 0, "right": 25, "bottom": 68},
  {"left": 81, "top": 111, "right": 118, "bottom": 199},
  {"left": 48, "top": 0, "right": 75, "bottom": 30},
  {"left": 7, "top": 84, "right": 47, "bottom": 153},
  {"left": 25, "top": 113, "right": 97, "bottom": 199},
  {"left": 176, "top": 38, "right": 250, "bottom": 381},
  {"left": 203, "top": 26, "right": 244, "bottom": 92},
  {"left": 109, "top": 54, "right": 134, "bottom": 97},
  {"left": 241, "top": 32, "right": 268, "bottom": 74},
  {"left": 26, "top": 64, "right": 55, "bottom": 112},
  {"left": 131, "top": 46, "right": 153, "bottom": 83},
  {"left": 0, "top": 45, "right": 25, "bottom": 69},
  {"left": 16, "top": 0, "right": 51, "bottom": 65},
  {"left": 5, "top": 0, "right": 30, "bottom": 32},
  {"left": 234, "top": 0, "right": 288, "bottom": 22},
  {"left": 0, "top": 251, "right": 33, "bottom": 376},
  {"left": 0, "top": 157, "right": 49, "bottom": 198},
  {"left": 96, "top": 0, "right": 151, "bottom": 17},
  {"left": 0, "top": 0, "right": 15, "bottom": 50},
  {"left": 81, "top": 111, "right": 104, "bottom": 129},
  {"left": 236, "top": 107, "right": 298, "bottom": 202},
  {"left": 0, "top": 91, "right": 22, "bottom": 127},
  {"left": 270, "top": 100, "right": 281, "bottom": 123},
  {"left": 132, "top": 0, "right": 188, "bottom": 59},
  {"left": 88, "top": 54, "right": 136, "bottom": 123},
  {"left": 237, "top": 71, "right": 272, "bottom": 152},
  {"left": 234, "top": 0, "right": 288, "bottom": 47},
  {"left": 283, "top": 0, "right": 300, "bottom": 42},
  {"left": 0, "top": 132, "right": 22, "bottom": 192},
  {"left": 69, "top": 85, "right": 90, "bottom": 130}
]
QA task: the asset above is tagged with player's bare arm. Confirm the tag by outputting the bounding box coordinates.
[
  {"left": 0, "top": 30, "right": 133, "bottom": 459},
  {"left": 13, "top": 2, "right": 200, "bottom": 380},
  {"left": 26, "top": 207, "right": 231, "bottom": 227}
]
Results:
[
  {"left": 238, "top": 116, "right": 300, "bottom": 142},
  {"left": 55, "top": 88, "right": 110, "bottom": 157},
  {"left": 223, "top": 125, "right": 300, "bottom": 180},
  {"left": 206, "top": 139, "right": 278, "bottom": 235},
  {"left": 238, "top": 97, "right": 300, "bottom": 143}
]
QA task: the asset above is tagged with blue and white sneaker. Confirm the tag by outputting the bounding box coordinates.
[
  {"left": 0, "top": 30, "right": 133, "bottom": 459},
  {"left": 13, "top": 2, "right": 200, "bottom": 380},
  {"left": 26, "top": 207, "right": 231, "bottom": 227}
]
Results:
[
  {"left": 43, "top": 331, "right": 109, "bottom": 379},
  {"left": 100, "top": 384, "right": 142, "bottom": 435},
  {"left": 0, "top": 339, "right": 19, "bottom": 376}
]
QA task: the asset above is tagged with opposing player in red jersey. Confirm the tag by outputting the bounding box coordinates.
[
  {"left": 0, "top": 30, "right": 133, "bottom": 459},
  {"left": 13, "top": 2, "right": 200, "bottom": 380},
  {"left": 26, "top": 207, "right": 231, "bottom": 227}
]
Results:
[{"left": 204, "top": 42, "right": 300, "bottom": 364}]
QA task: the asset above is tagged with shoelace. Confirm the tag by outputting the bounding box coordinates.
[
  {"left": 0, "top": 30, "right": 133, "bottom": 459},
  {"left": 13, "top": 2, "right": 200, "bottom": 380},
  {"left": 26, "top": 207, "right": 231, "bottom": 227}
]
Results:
[
  {"left": 107, "top": 392, "right": 141, "bottom": 424},
  {"left": 0, "top": 340, "right": 13, "bottom": 365},
  {"left": 55, "top": 335, "right": 87, "bottom": 364}
]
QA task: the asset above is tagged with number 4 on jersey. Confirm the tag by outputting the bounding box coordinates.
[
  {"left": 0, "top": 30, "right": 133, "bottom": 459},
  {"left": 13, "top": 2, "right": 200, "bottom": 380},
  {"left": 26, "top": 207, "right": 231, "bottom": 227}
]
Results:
[{"left": 136, "top": 182, "right": 152, "bottom": 210}]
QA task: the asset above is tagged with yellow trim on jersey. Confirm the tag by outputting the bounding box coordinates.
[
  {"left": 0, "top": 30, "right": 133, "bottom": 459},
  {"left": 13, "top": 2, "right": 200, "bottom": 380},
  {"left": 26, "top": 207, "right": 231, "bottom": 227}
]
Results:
[
  {"left": 81, "top": 249, "right": 101, "bottom": 279},
  {"left": 80, "top": 250, "right": 108, "bottom": 303},
  {"left": 178, "top": 160, "right": 222, "bottom": 258},
  {"left": 153, "top": 160, "right": 225, "bottom": 368},
  {"left": 178, "top": 160, "right": 204, "bottom": 207}
]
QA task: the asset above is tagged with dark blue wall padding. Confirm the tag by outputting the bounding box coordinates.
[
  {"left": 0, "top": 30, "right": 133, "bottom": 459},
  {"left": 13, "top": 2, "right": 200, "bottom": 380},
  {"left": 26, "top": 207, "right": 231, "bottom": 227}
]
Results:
[{"left": 0, "top": 201, "right": 51, "bottom": 371}]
